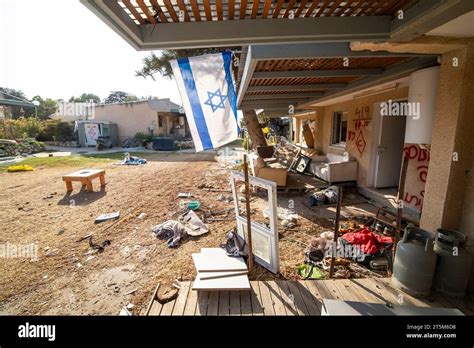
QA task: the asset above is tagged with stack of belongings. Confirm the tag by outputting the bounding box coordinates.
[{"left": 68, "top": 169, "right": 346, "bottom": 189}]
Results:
[{"left": 191, "top": 247, "right": 250, "bottom": 291}]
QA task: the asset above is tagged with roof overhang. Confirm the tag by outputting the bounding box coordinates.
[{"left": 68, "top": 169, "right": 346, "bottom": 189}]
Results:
[{"left": 81, "top": 1, "right": 474, "bottom": 50}]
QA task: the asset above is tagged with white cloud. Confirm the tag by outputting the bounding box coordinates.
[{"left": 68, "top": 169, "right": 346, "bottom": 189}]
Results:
[{"left": 0, "top": 0, "right": 181, "bottom": 104}]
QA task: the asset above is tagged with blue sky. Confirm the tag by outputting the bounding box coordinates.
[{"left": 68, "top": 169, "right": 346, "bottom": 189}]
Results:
[{"left": 0, "top": 0, "right": 181, "bottom": 103}]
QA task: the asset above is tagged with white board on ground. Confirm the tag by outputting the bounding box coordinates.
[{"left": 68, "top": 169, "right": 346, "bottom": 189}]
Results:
[
  {"left": 192, "top": 252, "right": 247, "bottom": 272},
  {"left": 192, "top": 273, "right": 251, "bottom": 291},
  {"left": 198, "top": 270, "right": 248, "bottom": 280}
]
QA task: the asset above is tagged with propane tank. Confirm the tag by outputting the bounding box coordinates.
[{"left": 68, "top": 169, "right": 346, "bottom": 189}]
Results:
[{"left": 392, "top": 225, "right": 437, "bottom": 297}]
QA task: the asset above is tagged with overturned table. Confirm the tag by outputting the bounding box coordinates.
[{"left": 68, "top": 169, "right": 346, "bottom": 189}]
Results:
[{"left": 62, "top": 169, "right": 105, "bottom": 192}]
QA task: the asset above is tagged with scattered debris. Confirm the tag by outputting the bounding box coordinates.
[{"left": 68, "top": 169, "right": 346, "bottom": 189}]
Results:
[
  {"left": 156, "top": 287, "right": 178, "bottom": 304},
  {"left": 116, "top": 153, "right": 147, "bottom": 165},
  {"left": 187, "top": 200, "right": 201, "bottom": 211},
  {"left": 124, "top": 288, "right": 138, "bottom": 295},
  {"left": 119, "top": 307, "right": 132, "bottom": 316},
  {"left": 95, "top": 211, "right": 120, "bottom": 224},
  {"left": 136, "top": 212, "right": 146, "bottom": 220},
  {"left": 86, "top": 236, "right": 111, "bottom": 253},
  {"left": 178, "top": 192, "right": 193, "bottom": 198},
  {"left": 43, "top": 192, "right": 57, "bottom": 199},
  {"left": 7, "top": 164, "right": 34, "bottom": 172}
]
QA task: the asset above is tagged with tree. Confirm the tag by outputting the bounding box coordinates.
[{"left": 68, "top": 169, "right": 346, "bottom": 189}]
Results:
[
  {"left": 104, "top": 91, "right": 138, "bottom": 104},
  {"left": 31, "top": 96, "right": 58, "bottom": 120},
  {"left": 136, "top": 48, "right": 234, "bottom": 80},
  {"left": 0, "top": 87, "right": 34, "bottom": 119},
  {"left": 69, "top": 93, "right": 101, "bottom": 103}
]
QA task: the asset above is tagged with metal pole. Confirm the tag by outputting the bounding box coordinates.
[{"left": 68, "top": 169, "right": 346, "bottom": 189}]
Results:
[
  {"left": 243, "top": 154, "right": 254, "bottom": 272},
  {"left": 392, "top": 154, "right": 409, "bottom": 273},
  {"left": 329, "top": 185, "right": 343, "bottom": 278}
]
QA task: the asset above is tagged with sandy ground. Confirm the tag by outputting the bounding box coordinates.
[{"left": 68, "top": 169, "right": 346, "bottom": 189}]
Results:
[{"left": 0, "top": 151, "right": 373, "bottom": 315}]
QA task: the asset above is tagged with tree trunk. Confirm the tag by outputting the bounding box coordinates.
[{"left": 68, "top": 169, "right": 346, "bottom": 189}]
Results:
[{"left": 242, "top": 109, "right": 266, "bottom": 149}]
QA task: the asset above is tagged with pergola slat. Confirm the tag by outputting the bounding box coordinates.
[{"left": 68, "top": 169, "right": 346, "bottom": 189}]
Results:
[
  {"left": 251, "top": 0, "right": 259, "bottom": 19},
  {"left": 303, "top": 0, "right": 320, "bottom": 17},
  {"left": 325, "top": 0, "right": 344, "bottom": 17},
  {"left": 162, "top": 0, "right": 179, "bottom": 22},
  {"left": 283, "top": 0, "right": 297, "bottom": 18},
  {"left": 229, "top": 0, "right": 235, "bottom": 19},
  {"left": 261, "top": 0, "right": 272, "bottom": 18},
  {"left": 190, "top": 0, "right": 201, "bottom": 22},
  {"left": 346, "top": 0, "right": 366, "bottom": 16},
  {"left": 294, "top": 0, "right": 309, "bottom": 17},
  {"left": 203, "top": 0, "right": 212, "bottom": 21},
  {"left": 216, "top": 0, "right": 224, "bottom": 20},
  {"left": 272, "top": 0, "right": 285, "bottom": 18},
  {"left": 136, "top": 0, "right": 156, "bottom": 24},
  {"left": 177, "top": 0, "right": 190, "bottom": 22},
  {"left": 122, "top": 0, "right": 145, "bottom": 25},
  {"left": 150, "top": 0, "right": 168, "bottom": 23},
  {"left": 240, "top": 0, "right": 248, "bottom": 19},
  {"left": 315, "top": 0, "right": 332, "bottom": 17},
  {"left": 337, "top": 0, "right": 356, "bottom": 17}
]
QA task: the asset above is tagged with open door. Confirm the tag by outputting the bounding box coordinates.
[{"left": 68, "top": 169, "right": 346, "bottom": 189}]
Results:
[{"left": 373, "top": 102, "right": 407, "bottom": 188}]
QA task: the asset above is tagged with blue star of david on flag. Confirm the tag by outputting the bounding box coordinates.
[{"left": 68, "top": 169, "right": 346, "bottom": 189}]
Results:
[{"left": 203, "top": 89, "right": 227, "bottom": 112}]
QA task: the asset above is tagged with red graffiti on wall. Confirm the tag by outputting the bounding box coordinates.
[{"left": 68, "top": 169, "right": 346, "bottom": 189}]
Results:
[
  {"left": 403, "top": 145, "right": 430, "bottom": 210},
  {"left": 348, "top": 130, "right": 356, "bottom": 141},
  {"left": 354, "top": 118, "right": 371, "bottom": 130},
  {"left": 404, "top": 190, "right": 425, "bottom": 207},
  {"left": 403, "top": 145, "right": 430, "bottom": 162},
  {"left": 355, "top": 130, "right": 366, "bottom": 155}
]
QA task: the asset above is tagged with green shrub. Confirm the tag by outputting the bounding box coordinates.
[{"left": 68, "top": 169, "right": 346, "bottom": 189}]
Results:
[
  {"left": 36, "top": 120, "right": 76, "bottom": 141},
  {"left": 0, "top": 118, "right": 44, "bottom": 139}
]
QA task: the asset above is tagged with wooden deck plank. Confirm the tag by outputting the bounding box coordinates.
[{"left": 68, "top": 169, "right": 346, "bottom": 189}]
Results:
[
  {"left": 302, "top": 280, "right": 324, "bottom": 314},
  {"left": 148, "top": 301, "right": 163, "bottom": 315},
  {"left": 286, "top": 280, "right": 310, "bottom": 316},
  {"left": 320, "top": 279, "right": 345, "bottom": 300},
  {"left": 331, "top": 279, "right": 360, "bottom": 302},
  {"left": 240, "top": 290, "right": 253, "bottom": 316},
  {"left": 266, "top": 281, "right": 288, "bottom": 315},
  {"left": 345, "top": 278, "right": 387, "bottom": 304},
  {"left": 373, "top": 278, "right": 428, "bottom": 307},
  {"left": 258, "top": 281, "right": 276, "bottom": 316},
  {"left": 338, "top": 279, "right": 369, "bottom": 302},
  {"left": 207, "top": 291, "right": 219, "bottom": 316},
  {"left": 276, "top": 280, "right": 301, "bottom": 316},
  {"left": 229, "top": 291, "right": 241, "bottom": 316},
  {"left": 160, "top": 299, "right": 176, "bottom": 315},
  {"left": 172, "top": 282, "right": 190, "bottom": 315},
  {"left": 183, "top": 283, "right": 198, "bottom": 315},
  {"left": 358, "top": 278, "right": 406, "bottom": 305},
  {"left": 296, "top": 280, "right": 320, "bottom": 315},
  {"left": 219, "top": 291, "right": 230, "bottom": 316},
  {"left": 250, "top": 281, "right": 264, "bottom": 316},
  {"left": 195, "top": 291, "right": 209, "bottom": 316}
]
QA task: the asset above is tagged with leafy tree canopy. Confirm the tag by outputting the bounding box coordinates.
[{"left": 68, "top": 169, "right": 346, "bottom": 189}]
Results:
[
  {"left": 31, "top": 95, "right": 58, "bottom": 120},
  {"left": 69, "top": 93, "right": 101, "bottom": 103},
  {"left": 104, "top": 91, "right": 138, "bottom": 104}
]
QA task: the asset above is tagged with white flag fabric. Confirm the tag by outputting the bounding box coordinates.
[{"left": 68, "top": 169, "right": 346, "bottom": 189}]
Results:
[{"left": 170, "top": 52, "right": 239, "bottom": 152}]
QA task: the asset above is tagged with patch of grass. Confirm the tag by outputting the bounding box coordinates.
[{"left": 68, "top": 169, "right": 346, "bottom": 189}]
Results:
[{"left": 83, "top": 151, "right": 150, "bottom": 160}]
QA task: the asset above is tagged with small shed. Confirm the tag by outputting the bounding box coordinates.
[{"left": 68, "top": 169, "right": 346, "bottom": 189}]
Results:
[{"left": 76, "top": 121, "right": 119, "bottom": 147}]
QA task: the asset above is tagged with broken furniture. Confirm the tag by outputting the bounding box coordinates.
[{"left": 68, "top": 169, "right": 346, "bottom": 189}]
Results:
[
  {"left": 251, "top": 155, "right": 288, "bottom": 187},
  {"left": 309, "top": 153, "right": 358, "bottom": 184},
  {"left": 191, "top": 248, "right": 250, "bottom": 291},
  {"left": 321, "top": 299, "right": 464, "bottom": 316},
  {"left": 62, "top": 169, "right": 106, "bottom": 192}
]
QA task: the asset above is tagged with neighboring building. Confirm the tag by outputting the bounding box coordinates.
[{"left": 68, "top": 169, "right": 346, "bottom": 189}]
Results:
[
  {"left": 93, "top": 99, "right": 189, "bottom": 142},
  {"left": 50, "top": 101, "right": 96, "bottom": 121}
]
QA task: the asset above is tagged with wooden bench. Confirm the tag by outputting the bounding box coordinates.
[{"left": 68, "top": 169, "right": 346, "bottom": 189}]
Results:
[{"left": 62, "top": 169, "right": 105, "bottom": 192}]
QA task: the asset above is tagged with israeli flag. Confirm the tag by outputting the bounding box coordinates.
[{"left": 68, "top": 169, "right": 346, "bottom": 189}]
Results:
[{"left": 171, "top": 52, "right": 239, "bottom": 152}]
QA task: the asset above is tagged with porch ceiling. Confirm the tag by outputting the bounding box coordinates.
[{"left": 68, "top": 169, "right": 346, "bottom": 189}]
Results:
[
  {"left": 237, "top": 42, "right": 439, "bottom": 111},
  {"left": 81, "top": 0, "right": 474, "bottom": 50}
]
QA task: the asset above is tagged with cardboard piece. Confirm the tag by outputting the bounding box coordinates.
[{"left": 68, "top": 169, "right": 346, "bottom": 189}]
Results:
[
  {"left": 192, "top": 273, "right": 251, "bottom": 291},
  {"left": 302, "top": 124, "right": 314, "bottom": 148},
  {"left": 192, "top": 252, "right": 247, "bottom": 272}
]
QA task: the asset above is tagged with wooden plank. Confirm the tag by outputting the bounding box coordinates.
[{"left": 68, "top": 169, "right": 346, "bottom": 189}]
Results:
[
  {"left": 325, "top": 0, "right": 344, "bottom": 16},
  {"left": 148, "top": 301, "right": 163, "bottom": 315},
  {"left": 276, "top": 280, "right": 300, "bottom": 315},
  {"left": 335, "top": 0, "right": 354, "bottom": 16},
  {"left": 376, "top": 277, "right": 442, "bottom": 308},
  {"left": 228, "top": 0, "right": 235, "bottom": 19},
  {"left": 283, "top": 0, "right": 297, "bottom": 18},
  {"left": 216, "top": 0, "right": 223, "bottom": 20},
  {"left": 266, "top": 281, "right": 288, "bottom": 315},
  {"left": 294, "top": 0, "right": 309, "bottom": 17},
  {"left": 356, "top": 278, "right": 402, "bottom": 305},
  {"left": 192, "top": 252, "right": 247, "bottom": 272},
  {"left": 193, "top": 273, "right": 250, "bottom": 290},
  {"left": 258, "top": 282, "right": 275, "bottom": 315},
  {"left": 160, "top": 299, "right": 176, "bottom": 315},
  {"left": 122, "top": 0, "right": 145, "bottom": 25},
  {"left": 183, "top": 283, "right": 198, "bottom": 315},
  {"left": 229, "top": 291, "right": 241, "bottom": 315},
  {"left": 302, "top": 280, "right": 324, "bottom": 314},
  {"left": 195, "top": 291, "right": 209, "bottom": 316},
  {"left": 346, "top": 0, "right": 365, "bottom": 16},
  {"left": 136, "top": 0, "right": 157, "bottom": 23},
  {"left": 251, "top": 0, "right": 259, "bottom": 19},
  {"left": 176, "top": 0, "right": 190, "bottom": 22},
  {"left": 172, "top": 282, "right": 190, "bottom": 315},
  {"left": 338, "top": 279, "right": 368, "bottom": 302},
  {"left": 296, "top": 281, "right": 320, "bottom": 315},
  {"left": 203, "top": 0, "right": 212, "bottom": 21},
  {"left": 207, "top": 291, "right": 219, "bottom": 315},
  {"left": 199, "top": 271, "right": 248, "bottom": 280},
  {"left": 150, "top": 0, "right": 169, "bottom": 23},
  {"left": 239, "top": 0, "right": 248, "bottom": 19},
  {"left": 218, "top": 291, "right": 230, "bottom": 316},
  {"left": 145, "top": 283, "right": 161, "bottom": 315},
  {"left": 320, "top": 279, "right": 344, "bottom": 300},
  {"left": 240, "top": 290, "right": 253, "bottom": 316},
  {"left": 346, "top": 278, "right": 387, "bottom": 304},
  {"left": 304, "top": 0, "right": 320, "bottom": 17},
  {"left": 261, "top": 0, "right": 272, "bottom": 18},
  {"left": 189, "top": 0, "right": 201, "bottom": 21},
  {"left": 250, "top": 281, "right": 264, "bottom": 315},
  {"left": 286, "top": 281, "right": 310, "bottom": 315},
  {"left": 331, "top": 279, "right": 360, "bottom": 301},
  {"left": 315, "top": 0, "right": 332, "bottom": 17},
  {"left": 163, "top": 0, "right": 179, "bottom": 22},
  {"left": 272, "top": 0, "right": 284, "bottom": 18}
]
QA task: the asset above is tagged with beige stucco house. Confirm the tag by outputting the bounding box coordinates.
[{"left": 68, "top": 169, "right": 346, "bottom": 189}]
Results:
[{"left": 93, "top": 99, "right": 190, "bottom": 141}]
